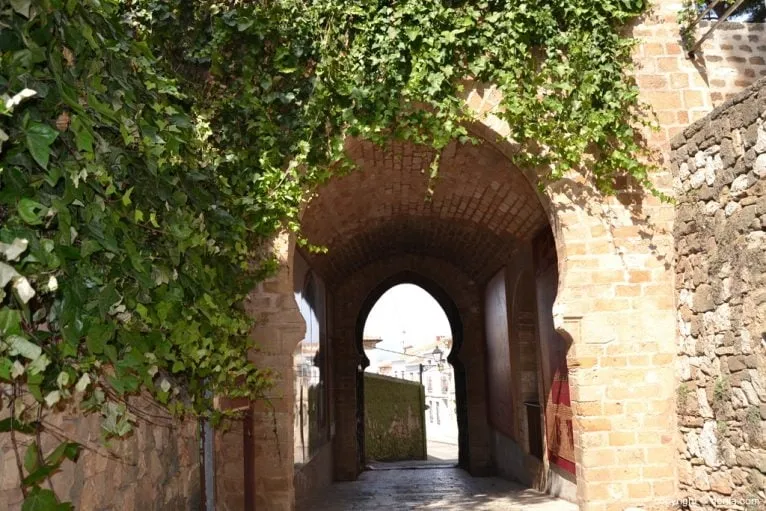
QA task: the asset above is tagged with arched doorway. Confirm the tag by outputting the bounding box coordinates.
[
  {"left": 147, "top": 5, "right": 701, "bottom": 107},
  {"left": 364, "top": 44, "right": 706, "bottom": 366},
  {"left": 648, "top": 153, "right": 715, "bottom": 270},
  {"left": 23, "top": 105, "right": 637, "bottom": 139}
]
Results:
[
  {"left": 356, "top": 277, "right": 467, "bottom": 470},
  {"left": 236, "top": 84, "right": 680, "bottom": 511},
  {"left": 293, "top": 135, "right": 567, "bottom": 490}
]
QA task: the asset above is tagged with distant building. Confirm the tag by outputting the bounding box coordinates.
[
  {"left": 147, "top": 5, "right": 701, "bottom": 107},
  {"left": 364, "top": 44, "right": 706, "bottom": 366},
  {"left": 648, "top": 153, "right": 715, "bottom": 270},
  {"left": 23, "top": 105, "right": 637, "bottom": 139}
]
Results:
[{"left": 366, "top": 336, "right": 457, "bottom": 444}]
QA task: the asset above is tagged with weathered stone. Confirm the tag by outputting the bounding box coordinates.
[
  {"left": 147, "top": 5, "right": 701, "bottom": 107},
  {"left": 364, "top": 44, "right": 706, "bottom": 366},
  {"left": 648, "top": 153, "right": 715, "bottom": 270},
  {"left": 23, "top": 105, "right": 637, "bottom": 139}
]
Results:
[
  {"left": 731, "top": 467, "right": 750, "bottom": 485},
  {"left": 730, "top": 371, "right": 752, "bottom": 387},
  {"left": 693, "top": 466, "right": 711, "bottom": 490},
  {"left": 690, "top": 169, "right": 706, "bottom": 189},
  {"left": 693, "top": 284, "right": 716, "bottom": 313},
  {"left": 729, "top": 356, "right": 748, "bottom": 373},
  {"left": 755, "top": 153, "right": 766, "bottom": 177},
  {"left": 731, "top": 173, "right": 755, "bottom": 195},
  {"left": 679, "top": 459, "right": 694, "bottom": 486},
  {"left": 699, "top": 421, "right": 721, "bottom": 468},
  {"left": 742, "top": 381, "right": 762, "bottom": 405},
  {"left": 751, "top": 371, "right": 766, "bottom": 401},
  {"left": 733, "top": 387, "right": 749, "bottom": 408},
  {"left": 720, "top": 440, "right": 738, "bottom": 467},
  {"left": 736, "top": 450, "right": 766, "bottom": 473},
  {"left": 725, "top": 201, "right": 742, "bottom": 216},
  {"left": 696, "top": 388, "right": 715, "bottom": 419},
  {"left": 709, "top": 471, "right": 733, "bottom": 494}
]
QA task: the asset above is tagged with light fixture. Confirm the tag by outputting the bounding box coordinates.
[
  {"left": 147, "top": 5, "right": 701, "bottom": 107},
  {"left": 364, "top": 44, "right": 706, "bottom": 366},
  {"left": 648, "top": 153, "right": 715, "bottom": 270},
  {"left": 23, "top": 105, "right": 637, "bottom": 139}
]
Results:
[{"left": 432, "top": 346, "right": 444, "bottom": 363}]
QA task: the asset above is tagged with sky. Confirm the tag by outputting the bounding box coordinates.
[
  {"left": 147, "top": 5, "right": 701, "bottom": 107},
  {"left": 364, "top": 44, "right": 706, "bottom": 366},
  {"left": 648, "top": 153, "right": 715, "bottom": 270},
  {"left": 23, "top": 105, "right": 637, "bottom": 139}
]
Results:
[{"left": 363, "top": 284, "right": 451, "bottom": 367}]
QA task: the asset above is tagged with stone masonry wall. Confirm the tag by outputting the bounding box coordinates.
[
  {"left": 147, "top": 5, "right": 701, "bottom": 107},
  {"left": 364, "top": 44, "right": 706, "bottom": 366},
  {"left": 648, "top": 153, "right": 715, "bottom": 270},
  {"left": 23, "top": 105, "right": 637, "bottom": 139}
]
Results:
[
  {"left": 672, "top": 78, "right": 766, "bottom": 510},
  {"left": 0, "top": 398, "right": 200, "bottom": 510}
]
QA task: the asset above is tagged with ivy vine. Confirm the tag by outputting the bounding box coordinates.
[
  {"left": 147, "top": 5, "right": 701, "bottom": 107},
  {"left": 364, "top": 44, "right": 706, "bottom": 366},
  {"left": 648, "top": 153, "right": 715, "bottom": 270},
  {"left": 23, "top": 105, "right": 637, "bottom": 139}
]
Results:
[{"left": 2, "top": 0, "right": 653, "bottom": 507}]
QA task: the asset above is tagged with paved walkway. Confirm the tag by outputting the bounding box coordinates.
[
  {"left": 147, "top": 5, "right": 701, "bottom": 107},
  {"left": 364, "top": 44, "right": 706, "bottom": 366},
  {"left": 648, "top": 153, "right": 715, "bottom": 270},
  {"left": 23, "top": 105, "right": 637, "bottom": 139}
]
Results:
[
  {"left": 426, "top": 440, "right": 458, "bottom": 462},
  {"left": 297, "top": 465, "right": 578, "bottom": 510}
]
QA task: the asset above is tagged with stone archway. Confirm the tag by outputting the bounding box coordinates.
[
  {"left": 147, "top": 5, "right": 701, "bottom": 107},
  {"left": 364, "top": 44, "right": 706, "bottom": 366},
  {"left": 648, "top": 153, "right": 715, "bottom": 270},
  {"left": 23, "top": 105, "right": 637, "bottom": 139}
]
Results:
[
  {"left": 237, "top": 77, "right": 678, "bottom": 511},
  {"left": 296, "top": 135, "right": 565, "bottom": 488}
]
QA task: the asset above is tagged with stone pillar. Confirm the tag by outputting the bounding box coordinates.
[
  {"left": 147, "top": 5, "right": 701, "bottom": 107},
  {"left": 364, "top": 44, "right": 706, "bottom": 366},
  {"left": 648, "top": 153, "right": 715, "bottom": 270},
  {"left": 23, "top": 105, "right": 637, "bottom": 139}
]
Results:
[{"left": 241, "top": 233, "right": 306, "bottom": 511}]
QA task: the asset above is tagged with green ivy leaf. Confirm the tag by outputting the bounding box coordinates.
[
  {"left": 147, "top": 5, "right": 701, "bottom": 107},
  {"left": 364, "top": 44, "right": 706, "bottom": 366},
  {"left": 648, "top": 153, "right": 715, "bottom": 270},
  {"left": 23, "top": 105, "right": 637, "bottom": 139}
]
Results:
[
  {"left": 10, "top": 0, "right": 31, "bottom": 18},
  {"left": 0, "top": 308, "right": 22, "bottom": 336},
  {"left": 70, "top": 116, "right": 94, "bottom": 153},
  {"left": 45, "top": 441, "right": 81, "bottom": 467},
  {"left": 21, "top": 488, "right": 73, "bottom": 511},
  {"left": 0, "top": 418, "right": 36, "bottom": 434},
  {"left": 24, "top": 442, "right": 40, "bottom": 474},
  {"left": 25, "top": 123, "right": 59, "bottom": 169},
  {"left": 80, "top": 239, "right": 102, "bottom": 258},
  {"left": 85, "top": 321, "right": 115, "bottom": 355},
  {"left": 0, "top": 358, "right": 13, "bottom": 380},
  {"left": 17, "top": 199, "right": 47, "bottom": 226}
]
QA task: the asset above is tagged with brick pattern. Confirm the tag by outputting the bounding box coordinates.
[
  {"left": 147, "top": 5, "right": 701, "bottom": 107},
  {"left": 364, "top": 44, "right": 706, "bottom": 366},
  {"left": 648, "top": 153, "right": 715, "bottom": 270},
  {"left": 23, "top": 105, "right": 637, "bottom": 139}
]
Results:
[
  {"left": 301, "top": 137, "right": 548, "bottom": 286},
  {"left": 0, "top": 398, "right": 199, "bottom": 510},
  {"left": 239, "top": 233, "right": 307, "bottom": 511},
  {"left": 215, "top": 422, "right": 245, "bottom": 511},
  {"left": 632, "top": 8, "right": 714, "bottom": 146},
  {"left": 672, "top": 79, "right": 766, "bottom": 509},
  {"left": 700, "top": 22, "right": 766, "bottom": 107}
]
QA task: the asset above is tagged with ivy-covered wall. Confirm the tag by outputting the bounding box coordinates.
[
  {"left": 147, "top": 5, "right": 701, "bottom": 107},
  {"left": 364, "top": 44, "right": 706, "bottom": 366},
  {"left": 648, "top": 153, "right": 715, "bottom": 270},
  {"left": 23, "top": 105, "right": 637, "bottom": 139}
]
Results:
[
  {"left": 364, "top": 373, "right": 425, "bottom": 462},
  {"left": 0, "top": 400, "right": 200, "bottom": 510}
]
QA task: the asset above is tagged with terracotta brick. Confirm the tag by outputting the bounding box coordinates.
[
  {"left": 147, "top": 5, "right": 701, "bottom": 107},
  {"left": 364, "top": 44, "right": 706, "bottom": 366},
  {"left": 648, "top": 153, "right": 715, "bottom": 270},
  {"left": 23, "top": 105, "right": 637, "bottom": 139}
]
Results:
[
  {"left": 683, "top": 90, "right": 707, "bottom": 109},
  {"left": 637, "top": 74, "right": 669, "bottom": 90},
  {"left": 609, "top": 432, "right": 637, "bottom": 446},
  {"left": 615, "top": 285, "right": 641, "bottom": 297},
  {"left": 646, "top": 91, "right": 683, "bottom": 110},
  {"left": 642, "top": 43, "right": 665, "bottom": 56},
  {"left": 657, "top": 57, "right": 680, "bottom": 72},
  {"left": 628, "top": 482, "right": 653, "bottom": 499}
]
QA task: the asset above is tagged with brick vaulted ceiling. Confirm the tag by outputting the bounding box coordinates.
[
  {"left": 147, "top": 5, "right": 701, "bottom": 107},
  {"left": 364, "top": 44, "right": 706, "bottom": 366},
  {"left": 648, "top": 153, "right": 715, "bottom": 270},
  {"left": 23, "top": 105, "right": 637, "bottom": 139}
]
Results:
[{"left": 300, "top": 137, "right": 549, "bottom": 287}]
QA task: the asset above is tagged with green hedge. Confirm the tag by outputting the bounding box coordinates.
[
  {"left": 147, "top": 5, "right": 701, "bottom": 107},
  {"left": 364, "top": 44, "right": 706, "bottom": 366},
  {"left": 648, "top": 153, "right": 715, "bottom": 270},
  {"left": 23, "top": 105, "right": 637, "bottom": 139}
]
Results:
[{"left": 364, "top": 373, "right": 425, "bottom": 462}]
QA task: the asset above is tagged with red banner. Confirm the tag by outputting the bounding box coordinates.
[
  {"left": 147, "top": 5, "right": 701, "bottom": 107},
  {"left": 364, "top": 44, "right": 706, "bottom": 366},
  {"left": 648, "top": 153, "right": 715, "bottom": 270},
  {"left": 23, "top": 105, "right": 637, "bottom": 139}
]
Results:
[
  {"left": 546, "top": 358, "right": 575, "bottom": 475},
  {"left": 534, "top": 227, "right": 576, "bottom": 477}
]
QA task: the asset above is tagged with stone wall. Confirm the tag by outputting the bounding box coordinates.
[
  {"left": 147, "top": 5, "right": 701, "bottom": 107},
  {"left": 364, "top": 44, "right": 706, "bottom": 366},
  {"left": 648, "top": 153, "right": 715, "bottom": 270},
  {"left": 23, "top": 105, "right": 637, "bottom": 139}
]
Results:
[
  {"left": 0, "top": 398, "right": 200, "bottom": 510},
  {"left": 364, "top": 372, "right": 425, "bottom": 462},
  {"left": 672, "top": 77, "right": 766, "bottom": 510}
]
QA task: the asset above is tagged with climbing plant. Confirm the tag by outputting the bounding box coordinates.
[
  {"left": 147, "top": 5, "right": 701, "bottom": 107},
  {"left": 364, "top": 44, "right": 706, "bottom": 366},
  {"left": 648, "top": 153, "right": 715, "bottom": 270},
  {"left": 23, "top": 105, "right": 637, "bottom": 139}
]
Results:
[{"left": 1, "top": 0, "right": 653, "bottom": 506}]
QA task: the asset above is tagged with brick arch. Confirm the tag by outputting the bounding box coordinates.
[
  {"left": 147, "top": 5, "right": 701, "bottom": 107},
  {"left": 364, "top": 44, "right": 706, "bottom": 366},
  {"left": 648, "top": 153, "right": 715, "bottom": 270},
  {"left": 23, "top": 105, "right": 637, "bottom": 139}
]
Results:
[
  {"left": 332, "top": 254, "right": 491, "bottom": 478},
  {"left": 464, "top": 70, "right": 679, "bottom": 509},
  {"left": 462, "top": 117, "right": 574, "bottom": 329},
  {"left": 241, "top": 5, "right": 684, "bottom": 508},
  {"left": 299, "top": 129, "right": 563, "bottom": 486},
  {"left": 301, "top": 136, "right": 550, "bottom": 285}
]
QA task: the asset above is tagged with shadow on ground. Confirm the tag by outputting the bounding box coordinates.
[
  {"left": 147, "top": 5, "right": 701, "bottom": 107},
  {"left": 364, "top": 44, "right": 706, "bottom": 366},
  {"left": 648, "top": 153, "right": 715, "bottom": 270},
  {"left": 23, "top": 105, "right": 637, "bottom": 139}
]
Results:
[{"left": 297, "top": 466, "right": 578, "bottom": 511}]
